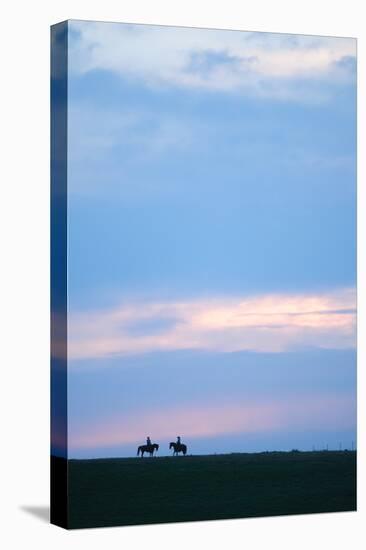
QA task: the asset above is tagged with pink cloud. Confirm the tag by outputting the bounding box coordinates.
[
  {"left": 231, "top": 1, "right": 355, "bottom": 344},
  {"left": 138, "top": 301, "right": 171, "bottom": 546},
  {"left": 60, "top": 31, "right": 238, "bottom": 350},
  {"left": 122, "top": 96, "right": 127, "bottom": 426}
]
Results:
[
  {"left": 68, "top": 394, "right": 355, "bottom": 451},
  {"left": 66, "top": 288, "right": 356, "bottom": 360}
]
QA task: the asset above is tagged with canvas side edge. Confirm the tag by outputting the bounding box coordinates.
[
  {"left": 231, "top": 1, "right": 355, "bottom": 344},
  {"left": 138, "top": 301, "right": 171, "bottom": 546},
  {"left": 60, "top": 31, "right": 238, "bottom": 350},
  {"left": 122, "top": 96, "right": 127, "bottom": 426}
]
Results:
[{"left": 50, "top": 20, "right": 69, "bottom": 530}]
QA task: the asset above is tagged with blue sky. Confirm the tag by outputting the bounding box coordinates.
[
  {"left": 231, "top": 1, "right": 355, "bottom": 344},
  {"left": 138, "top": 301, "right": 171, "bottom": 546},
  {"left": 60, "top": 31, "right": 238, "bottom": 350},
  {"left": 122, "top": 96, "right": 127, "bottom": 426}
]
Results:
[{"left": 60, "top": 21, "right": 356, "bottom": 458}]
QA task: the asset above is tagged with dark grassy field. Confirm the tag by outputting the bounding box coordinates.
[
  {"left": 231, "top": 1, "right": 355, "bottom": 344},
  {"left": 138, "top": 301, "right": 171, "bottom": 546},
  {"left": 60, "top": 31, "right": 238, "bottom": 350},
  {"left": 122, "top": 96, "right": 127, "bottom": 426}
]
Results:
[{"left": 65, "top": 451, "right": 356, "bottom": 529}]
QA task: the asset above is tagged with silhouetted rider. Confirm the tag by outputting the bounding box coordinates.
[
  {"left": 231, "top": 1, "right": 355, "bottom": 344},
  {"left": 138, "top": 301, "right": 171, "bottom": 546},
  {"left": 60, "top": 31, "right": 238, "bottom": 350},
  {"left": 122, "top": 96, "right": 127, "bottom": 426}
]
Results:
[
  {"left": 176, "top": 436, "right": 181, "bottom": 446},
  {"left": 146, "top": 436, "right": 152, "bottom": 447}
]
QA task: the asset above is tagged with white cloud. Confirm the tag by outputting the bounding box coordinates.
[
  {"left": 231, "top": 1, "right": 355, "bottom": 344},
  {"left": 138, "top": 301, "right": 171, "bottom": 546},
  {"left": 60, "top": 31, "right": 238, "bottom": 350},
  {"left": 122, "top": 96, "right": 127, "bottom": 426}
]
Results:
[
  {"left": 65, "top": 288, "right": 356, "bottom": 360},
  {"left": 68, "top": 20, "right": 356, "bottom": 100}
]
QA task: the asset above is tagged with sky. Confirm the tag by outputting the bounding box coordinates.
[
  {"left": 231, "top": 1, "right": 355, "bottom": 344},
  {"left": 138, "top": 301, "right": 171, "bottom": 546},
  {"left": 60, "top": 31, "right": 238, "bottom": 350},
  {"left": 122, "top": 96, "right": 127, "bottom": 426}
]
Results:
[{"left": 57, "top": 20, "right": 356, "bottom": 458}]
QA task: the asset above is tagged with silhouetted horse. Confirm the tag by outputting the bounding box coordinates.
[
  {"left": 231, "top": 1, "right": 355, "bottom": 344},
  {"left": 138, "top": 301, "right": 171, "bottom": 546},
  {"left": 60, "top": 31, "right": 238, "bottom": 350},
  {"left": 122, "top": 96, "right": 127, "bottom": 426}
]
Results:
[
  {"left": 137, "top": 443, "right": 159, "bottom": 457},
  {"left": 169, "top": 442, "right": 187, "bottom": 456}
]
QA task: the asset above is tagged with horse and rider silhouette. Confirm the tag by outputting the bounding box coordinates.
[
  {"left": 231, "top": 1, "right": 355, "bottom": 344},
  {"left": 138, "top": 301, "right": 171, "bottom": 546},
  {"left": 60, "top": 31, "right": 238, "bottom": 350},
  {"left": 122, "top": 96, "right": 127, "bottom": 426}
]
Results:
[
  {"left": 137, "top": 436, "right": 187, "bottom": 457},
  {"left": 137, "top": 436, "right": 159, "bottom": 457},
  {"left": 170, "top": 435, "right": 187, "bottom": 456}
]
